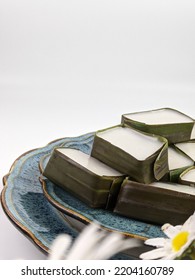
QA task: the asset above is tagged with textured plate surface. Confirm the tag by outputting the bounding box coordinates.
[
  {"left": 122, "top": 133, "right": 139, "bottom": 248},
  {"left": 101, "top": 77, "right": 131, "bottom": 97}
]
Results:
[
  {"left": 1, "top": 132, "right": 164, "bottom": 257},
  {"left": 42, "top": 177, "right": 164, "bottom": 239},
  {"left": 1, "top": 135, "right": 86, "bottom": 252}
]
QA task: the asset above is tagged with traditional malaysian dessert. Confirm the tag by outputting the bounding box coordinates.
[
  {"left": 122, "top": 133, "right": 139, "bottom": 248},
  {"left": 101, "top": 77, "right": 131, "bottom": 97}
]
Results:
[
  {"left": 114, "top": 179, "right": 195, "bottom": 225},
  {"left": 42, "top": 107, "right": 195, "bottom": 226},
  {"left": 43, "top": 148, "right": 126, "bottom": 208},
  {"left": 91, "top": 125, "right": 168, "bottom": 184},
  {"left": 166, "top": 147, "right": 193, "bottom": 182},
  {"left": 175, "top": 141, "right": 195, "bottom": 162},
  {"left": 121, "top": 108, "right": 195, "bottom": 144},
  {"left": 179, "top": 167, "right": 195, "bottom": 187}
]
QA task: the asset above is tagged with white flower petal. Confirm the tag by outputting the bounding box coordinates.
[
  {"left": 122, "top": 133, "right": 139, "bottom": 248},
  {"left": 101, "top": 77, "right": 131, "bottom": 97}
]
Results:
[
  {"left": 48, "top": 234, "right": 72, "bottom": 260},
  {"left": 89, "top": 234, "right": 141, "bottom": 260},
  {"left": 66, "top": 223, "right": 105, "bottom": 259},
  {"left": 173, "top": 237, "right": 195, "bottom": 258},
  {"left": 87, "top": 233, "right": 123, "bottom": 259},
  {"left": 140, "top": 248, "right": 168, "bottom": 260},
  {"left": 182, "top": 215, "right": 192, "bottom": 231},
  {"left": 175, "top": 225, "right": 182, "bottom": 231},
  {"left": 48, "top": 223, "right": 142, "bottom": 260},
  {"left": 69, "top": 231, "right": 106, "bottom": 260},
  {"left": 162, "top": 224, "right": 180, "bottom": 238},
  {"left": 188, "top": 212, "right": 195, "bottom": 232},
  {"left": 161, "top": 238, "right": 193, "bottom": 260},
  {"left": 162, "top": 252, "right": 177, "bottom": 260},
  {"left": 145, "top": 237, "right": 166, "bottom": 248},
  {"left": 139, "top": 213, "right": 195, "bottom": 260}
]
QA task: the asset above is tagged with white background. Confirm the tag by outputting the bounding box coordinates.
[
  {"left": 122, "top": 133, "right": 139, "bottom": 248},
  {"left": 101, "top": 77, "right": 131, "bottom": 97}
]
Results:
[{"left": 0, "top": 0, "right": 195, "bottom": 259}]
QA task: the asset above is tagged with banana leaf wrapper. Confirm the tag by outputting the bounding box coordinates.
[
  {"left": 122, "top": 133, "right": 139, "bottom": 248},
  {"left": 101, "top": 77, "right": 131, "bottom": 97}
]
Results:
[
  {"left": 168, "top": 167, "right": 192, "bottom": 183},
  {"left": 91, "top": 125, "right": 168, "bottom": 184},
  {"left": 163, "top": 145, "right": 194, "bottom": 183},
  {"left": 114, "top": 179, "right": 195, "bottom": 225},
  {"left": 122, "top": 108, "right": 194, "bottom": 144},
  {"left": 179, "top": 167, "right": 195, "bottom": 187},
  {"left": 43, "top": 149, "right": 126, "bottom": 209},
  {"left": 174, "top": 140, "right": 195, "bottom": 161}
]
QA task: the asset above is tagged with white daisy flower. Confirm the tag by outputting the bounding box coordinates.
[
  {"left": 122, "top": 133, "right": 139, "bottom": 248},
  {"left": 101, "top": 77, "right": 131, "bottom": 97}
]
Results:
[
  {"left": 140, "top": 212, "right": 195, "bottom": 260},
  {"left": 48, "top": 222, "right": 141, "bottom": 260}
]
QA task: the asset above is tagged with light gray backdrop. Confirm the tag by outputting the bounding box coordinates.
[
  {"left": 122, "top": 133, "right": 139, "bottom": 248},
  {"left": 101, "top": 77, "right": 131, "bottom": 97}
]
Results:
[{"left": 0, "top": 0, "right": 195, "bottom": 259}]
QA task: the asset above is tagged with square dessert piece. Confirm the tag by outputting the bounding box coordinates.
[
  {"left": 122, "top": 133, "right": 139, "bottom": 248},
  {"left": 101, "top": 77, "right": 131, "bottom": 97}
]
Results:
[
  {"left": 114, "top": 179, "right": 195, "bottom": 225},
  {"left": 122, "top": 108, "right": 194, "bottom": 144},
  {"left": 43, "top": 148, "right": 126, "bottom": 208},
  {"left": 179, "top": 167, "right": 195, "bottom": 187},
  {"left": 166, "top": 147, "right": 194, "bottom": 182},
  {"left": 175, "top": 141, "right": 195, "bottom": 161},
  {"left": 91, "top": 125, "right": 168, "bottom": 184}
]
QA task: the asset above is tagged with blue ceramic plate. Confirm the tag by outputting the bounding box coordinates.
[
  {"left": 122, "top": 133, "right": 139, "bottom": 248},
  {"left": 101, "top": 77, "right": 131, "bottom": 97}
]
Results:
[
  {"left": 1, "top": 133, "right": 143, "bottom": 259},
  {"left": 1, "top": 135, "right": 85, "bottom": 253},
  {"left": 1, "top": 133, "right": 163, "bottom": 258}
]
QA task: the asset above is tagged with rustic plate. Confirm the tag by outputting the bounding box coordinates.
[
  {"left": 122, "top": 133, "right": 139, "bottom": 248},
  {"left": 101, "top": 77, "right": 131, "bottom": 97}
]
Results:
[{"left": 1, "top": 133, "right": 144, "bottom": 259}]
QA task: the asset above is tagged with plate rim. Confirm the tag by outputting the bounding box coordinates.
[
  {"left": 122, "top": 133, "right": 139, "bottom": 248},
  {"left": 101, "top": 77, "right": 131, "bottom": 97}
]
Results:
[
  {"left": 1, "top": 136, "right": 73, "bottom": 254},
  {"left": 1, "top": 165, "right": 49, "bottom": 254}
]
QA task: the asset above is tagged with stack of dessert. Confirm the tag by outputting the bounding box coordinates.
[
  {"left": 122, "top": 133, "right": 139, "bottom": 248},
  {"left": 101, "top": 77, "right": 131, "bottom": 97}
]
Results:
[{"left": 43, "top": 108, "right": 195, "bottom": 226}]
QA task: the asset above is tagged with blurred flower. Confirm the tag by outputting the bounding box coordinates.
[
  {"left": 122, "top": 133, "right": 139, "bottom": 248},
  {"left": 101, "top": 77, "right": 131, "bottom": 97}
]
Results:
[
  {"left": 140, "top": 212, "right": 195, "bottom": 260},
  {"left": 48, "top": 222, "right": 140, "bottom": 260}
]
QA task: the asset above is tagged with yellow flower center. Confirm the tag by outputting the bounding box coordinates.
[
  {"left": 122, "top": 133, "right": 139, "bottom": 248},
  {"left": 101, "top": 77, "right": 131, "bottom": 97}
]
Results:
[{"left": 172, "top": 231, "right": 189, "bottom": 252}]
